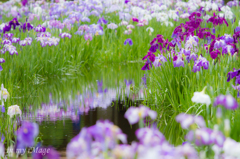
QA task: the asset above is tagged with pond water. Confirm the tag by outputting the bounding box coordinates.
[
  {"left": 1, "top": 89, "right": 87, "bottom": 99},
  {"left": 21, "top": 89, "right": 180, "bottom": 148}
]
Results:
[{"left": 15, "top": 63, "right": 145, "bottom": 156}]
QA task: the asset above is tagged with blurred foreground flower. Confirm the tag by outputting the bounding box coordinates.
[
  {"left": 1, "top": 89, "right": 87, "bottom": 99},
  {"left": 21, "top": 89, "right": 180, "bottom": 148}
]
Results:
[
  {"left": 213, "top": 94, "right": 239, "bottom": 110},
  {"left": 124, "top": 105, "right": 157, "bottom": 125},
  {"left": 16, "top": 121, "right": 38, "bottom": 149},
  {"left": 176, "top": 113, "right": 206, "bottom": 129},
  {"left": 191, "top": 87, "right": 211, "bottom": 107}
]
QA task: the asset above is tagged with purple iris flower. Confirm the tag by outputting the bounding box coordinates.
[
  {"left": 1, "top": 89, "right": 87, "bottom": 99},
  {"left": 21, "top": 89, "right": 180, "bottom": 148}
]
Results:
[
  {"left": 3, "top": 33, "right": 14, "bottom": 40},
  {"left": 3, "top": 25, "right": 11, "bottom": 33},
  {"left": 210, "top": 49, "right": 220, "bottom": 59},
  {"left": 34, "top": 25, "right": 46, "bottom": 32},
  {"left": 124, "top": 38, "right": 133, "bottom": 46},
  {"left": 141, "top": 58, "right": 152, "bottom": 71},
  {"left": 20, "top": 22, "right": 34, "bottom": 32},
  {"left": 124, "top": 105, "right": 157, "bottom": 125},
  {"left": 66, "top": 128, "right": 92, "bottom": 158},
  {"left": 188, "top": 12, "right": 201, "bottom": 21},
  {"left": 207, "top": 12, "right": 228, "bottom": 27},
  {"left": 125, "top": 0, "right": 130, "bottom": 3},
  {"left": 16, "top": 121, "right": 39, "bottom": 149},
  {"left": 189, "top": 53, "right": 198, "bottom": 61},
  {"left": 132, "top": 17, "right": 139, "bottom": 23},
  {"left": 136, "top": 127, "right": 165, "bottom": 146},
  {"left": 185, "top": 128, "right": 213, "bottom": 146},
  {"left": 0, "top": 66, "right": 2, "bottom": 72},
  {"left": 142, "top": 52, "right": 155, "bottom": 62},
  {"left": 12, "top": 38, "right": 20, "bottom": 43},
  {"left": 173, "top": 55, "right": 184, "bottom": 68},
  {"left": 211, "top": 130, "right": 225, "bottom": 147},
  {"left": 0, "top": 58, "right": 5, "bottom": 63},
  {"left": 235, "top": 75, "right": 240, "bottom": 85},
  {"left": 235, "top": 27, "right": 240, "bottom": 32},
  {"left": 213, "top": 94, "right": 239, "bottom": 110},
  {"left": 88, "top": 120, "right": 127, "bottom": 149},
  {"left": 214, "top": 39, "right": 226, "bottom": 49},
  {"left": 212, "top": 28, "right": 216, "bottom": 34},
  {"left": 227, "top": 68, "right": 240, "bottom": 82},
  {"left": 176, "top": 113, "right": 206, "bottom": 129},
  {"left": 197, "top": 28, "right": 215, "bottom": 40},
  {"left": 222, "top": 34, "right": 234, "bottom": 43},
  {"left": 222, "top": 45, "right": 235, "bottom": 55},
  {"left": 149, "top": 43, "right": 159, "bottom": 53},
  {"left": 9, "top": 18, "right": 20, "bottom": 30},
  {"left": 1, "top": 105, "right": 5, "bottom": 113},
  {"left": 97, "top": 17, "right": 108, "bottom": 25},
  {"left": 22, "top": 0, "right": 28, "bottom": 6},
  {"left": 153, "top": 54, "right": 167, "bottom": 67},
  {"left": 192, "top": 63, "right": 201, "bottom": 72}
]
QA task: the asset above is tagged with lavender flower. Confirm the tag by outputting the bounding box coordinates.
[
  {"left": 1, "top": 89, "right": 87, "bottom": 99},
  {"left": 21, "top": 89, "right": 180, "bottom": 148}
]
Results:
[
  {"left": 186, "top": 128, "right": 213, "bottom": 146},
  {"left": 37, "top": 32, "right": 51, "bottom": 38},
  {"left": 4, "top": 44, "right": 18, "bottom": 55},
  {"left": 222, "top": 45, "right": 236, "bottom": 55},
  {"left": 81, "top": 17, "right": 90, "bottom": 22},
  {"left": 153, "top": 54, "right": 167, "bottom": 67},
  {"left": 176, "top": 113, "right": 206, "bottom": 129},
  {"left": 16, "top": 121, "right": 38, "bottom": 149},
  {"left": 107, "top": 23, "right": 118, "bottom": 30},
  {"left": 185, "top": 35, "right": 199, "bottom": 50},
  {"left": 136, "top": 127, "right": 165, "bottom": 146},
  {"left": 66, "top": 128, "right": 91, "bottom": 158},
  {"left": 124, "top": 105, "right": 157, "bottom": 125},
  {"left": 12, "top": 38, "right": 20, "bottom": 43},
  {"left": 213, "top": 94, "right": 239, "bottom": 110},
  {"left": 189, "top": 53, "right": 198, "bottom": 61},
  {"left": 222, "top": 34, "right": 234, "bottom": 43},
  {"left": 192, "top": 62, "right": 201, "bottom": 72},
  {"left": 0, "top": 58, "right": 5, "bottom": 63},
  {"left": 34, "top": 25, "right": 46, "bottom": 32},
  {"left": 3, "top": 33, "right": 14, "bottom": 40},
  {"left": 173, "top": 55, "right": 184, "bottom": 67},
  {"left": 84, "top": 33, "right": 93, "bottom": 41},
  {"left": 59, "top": 33, "right": 72, "bottom": 39},
  {"left": 214, "top": 39, "right": 226, "bottom": 49},
  {"left": 119, "top": 21, "right": 128, "bottom": 26},
  {"left": 97, "top": 16, "right": 108, "bottom": 25}
]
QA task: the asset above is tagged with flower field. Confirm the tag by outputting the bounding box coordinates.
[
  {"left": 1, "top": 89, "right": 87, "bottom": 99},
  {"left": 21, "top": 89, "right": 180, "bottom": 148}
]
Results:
[{"left": 1, "top": 0, "right": 240, "bottom": 158}]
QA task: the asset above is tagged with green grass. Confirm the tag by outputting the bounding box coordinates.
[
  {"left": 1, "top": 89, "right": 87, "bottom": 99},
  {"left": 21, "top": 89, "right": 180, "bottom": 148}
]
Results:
[{"left": 1, "top": 2, "right": 240, "bottom": 149}]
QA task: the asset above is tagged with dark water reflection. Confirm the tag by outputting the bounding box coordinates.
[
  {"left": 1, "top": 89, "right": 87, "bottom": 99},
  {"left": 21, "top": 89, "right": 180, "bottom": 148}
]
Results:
[
  {"left": 17, "top": 63, "right": 145, "bottom": 155},
  {"left": 39, "top": 102, "right": 139, "bottom": 151}
]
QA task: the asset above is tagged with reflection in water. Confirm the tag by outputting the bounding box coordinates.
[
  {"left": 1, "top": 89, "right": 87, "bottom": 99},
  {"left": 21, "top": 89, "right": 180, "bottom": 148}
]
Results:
[
  {"left": 23, "top": 79, "right": 144, "bottom": 151},
  {"left": 23, "top": 80, "right": 145, "bottom": 123}
]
